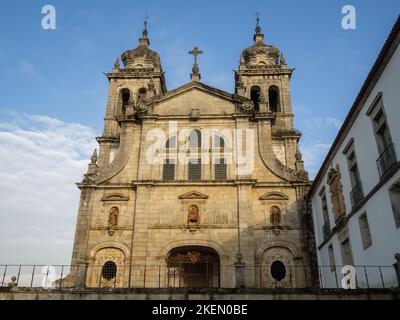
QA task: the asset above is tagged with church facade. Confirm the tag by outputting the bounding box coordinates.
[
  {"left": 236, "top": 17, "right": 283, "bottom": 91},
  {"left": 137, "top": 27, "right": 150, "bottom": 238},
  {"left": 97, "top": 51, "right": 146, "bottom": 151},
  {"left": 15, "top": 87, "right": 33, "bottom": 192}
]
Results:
[{"left": 67, "top": 20, "right": 316, "bottom": 289}]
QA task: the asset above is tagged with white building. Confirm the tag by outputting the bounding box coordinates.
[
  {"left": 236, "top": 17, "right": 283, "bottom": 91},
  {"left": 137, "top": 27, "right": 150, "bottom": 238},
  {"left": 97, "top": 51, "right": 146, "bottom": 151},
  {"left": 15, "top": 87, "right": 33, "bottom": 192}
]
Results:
[{"left": 310, "top": 16, "right": 400, "bottom": 289}]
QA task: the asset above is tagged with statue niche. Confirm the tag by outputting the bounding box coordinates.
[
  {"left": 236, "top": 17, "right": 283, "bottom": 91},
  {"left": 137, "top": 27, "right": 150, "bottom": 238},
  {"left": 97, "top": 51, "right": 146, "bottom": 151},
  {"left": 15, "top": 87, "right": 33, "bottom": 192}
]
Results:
[
  {"left": 270, "top": 206, "right": 282, "bottom": 226},
  {"left": 188, "top": 205, "right": 200, "bottom": 224},
  {"left": 107, "top": 207, "right": 119, "bottom": 235},
  {"left": 187, "top": 205, "right": 200, "bottom": 232}
]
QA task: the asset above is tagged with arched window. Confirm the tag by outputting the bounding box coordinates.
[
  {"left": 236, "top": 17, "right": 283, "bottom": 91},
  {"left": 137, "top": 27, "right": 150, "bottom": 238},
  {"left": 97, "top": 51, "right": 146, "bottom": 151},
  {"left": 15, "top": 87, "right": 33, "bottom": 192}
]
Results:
[
  {"left": 189, "top": 130, "right": 201, "bottom": 149},
  {"left": 213, "top": 135, "right": 227, "bottom": 180},
  {"left": 101, "top": 261, "right": 117, "bottom": 280},
  {"left": 121, "top": 89, "right": 130, "bottom": 105},
  {"left": 138, "top": 87, "right": 147, "bottom": 101},
  {"left": 164, "top": 136, "right": 176, "bottom": 181},
  {"left": 268, "top": 86, "right": 280, "bottom": 112},
  {"left": 120, "top": 89, "right": 130, "bottom": 116},
  {"left": 271, "top": 260, "right": 286, "bottom": 282},
  {"left": 250, "top": 86, "right": 261, "bottom": 112},
  {"left": 163, "top": 159, "right": 175, "bottom": 181},
  {"left": 213, "top": 135, "right": 225, "bottom": 151},
  {"left": 188, "top": 158, "right": 201, "bottom": 180}
]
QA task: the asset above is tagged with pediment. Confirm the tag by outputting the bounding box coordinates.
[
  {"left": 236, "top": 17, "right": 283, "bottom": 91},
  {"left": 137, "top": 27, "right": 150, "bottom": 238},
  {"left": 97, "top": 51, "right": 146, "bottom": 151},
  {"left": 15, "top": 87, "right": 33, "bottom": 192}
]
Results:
[
  {"left": 101, "top": 193, "right": 129, "bottom": 201},
  {"left": 178, "top": 191, "right": 209, "bottom": 200},
  {"left": 152, "top": 82, "right": 244, "bottom": 116},
  {"left": 259, "top": 192, "right": 289, "bottom": 201},
  {"left": 157, "top": 81, "right": 238, "bottom": 103}
]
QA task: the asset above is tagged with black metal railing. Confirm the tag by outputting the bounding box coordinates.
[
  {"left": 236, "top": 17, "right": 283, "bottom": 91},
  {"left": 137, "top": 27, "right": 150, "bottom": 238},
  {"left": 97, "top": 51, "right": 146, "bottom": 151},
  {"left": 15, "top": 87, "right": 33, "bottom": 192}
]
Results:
[
  {"left": 377, "top": 143, "right": 397, "bottom": 177},
  {"left": 322, "top": 221, "right": 331, "bottom": 241},
  {"left": 350, "top": 182, "right": 364, "bottom": 208},
  {"left": 0, "top": 264, "right": 399, "bottom": 290}
]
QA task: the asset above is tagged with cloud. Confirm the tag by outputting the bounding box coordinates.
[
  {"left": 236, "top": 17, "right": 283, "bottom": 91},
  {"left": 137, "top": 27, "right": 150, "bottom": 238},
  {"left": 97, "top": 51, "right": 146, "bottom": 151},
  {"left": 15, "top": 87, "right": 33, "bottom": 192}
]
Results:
[
  {"left": 17, "top": 61, "right": 40, "bottom": 78},
  {"left": 325, "top": 117, "right": 343, "bottom": 129},
  {"left": 300, "top": 143, "right": 332, "bottom": 179},
  {"left": 0, "top": 112, "right": 97, "bottom": 266}
]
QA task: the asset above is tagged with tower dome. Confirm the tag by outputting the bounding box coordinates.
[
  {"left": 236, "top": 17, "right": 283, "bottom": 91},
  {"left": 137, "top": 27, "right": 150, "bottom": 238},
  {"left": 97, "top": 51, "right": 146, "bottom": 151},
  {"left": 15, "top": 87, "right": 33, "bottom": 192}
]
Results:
[
  {"left": 240, "top": 20, "right": 280, "bottom": 68},
  {"left": 121, "top": 21, "right": 162, "bottom": 71}
]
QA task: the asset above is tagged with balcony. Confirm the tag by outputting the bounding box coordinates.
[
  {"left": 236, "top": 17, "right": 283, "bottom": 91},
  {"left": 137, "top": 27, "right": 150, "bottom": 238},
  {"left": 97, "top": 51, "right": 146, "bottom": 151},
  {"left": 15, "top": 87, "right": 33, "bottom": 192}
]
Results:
[
  {"left": 350, "top": 182, "right": 364, "bottom": 208},
  {"left": 322, "top": 221, "right": 331, "bottom": 241},
  {"left": 376, "top": 143, "right": 397, "bottom": 178}
]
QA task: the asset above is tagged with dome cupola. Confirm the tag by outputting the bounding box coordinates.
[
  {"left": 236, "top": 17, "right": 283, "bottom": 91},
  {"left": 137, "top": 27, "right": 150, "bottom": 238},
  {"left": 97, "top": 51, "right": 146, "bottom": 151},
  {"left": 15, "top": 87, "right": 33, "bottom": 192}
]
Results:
[
  {"left": 121, "top": 19, "right": 162, "bottom": 71},
  {"left": 240, "top": 18, "right": 280, "bottom": 68}
]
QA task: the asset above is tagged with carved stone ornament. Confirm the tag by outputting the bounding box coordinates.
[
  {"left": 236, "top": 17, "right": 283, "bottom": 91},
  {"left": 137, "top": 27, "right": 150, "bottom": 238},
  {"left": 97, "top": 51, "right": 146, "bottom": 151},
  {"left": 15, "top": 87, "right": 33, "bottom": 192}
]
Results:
[
  {"left": 135, "top": 100, "right": 149, "bottom": 113},
  {"left": 187, "top": 205, "right": 200, "bottom": 224},
  {"left": 241, "top": 100, "right": 255, "bottom": 113},
  {"left": 190, "top": 109, "right": 200, "bottom": 120},
  {"left": 327, "top": 164, "right": 347, "bottom": 221}
]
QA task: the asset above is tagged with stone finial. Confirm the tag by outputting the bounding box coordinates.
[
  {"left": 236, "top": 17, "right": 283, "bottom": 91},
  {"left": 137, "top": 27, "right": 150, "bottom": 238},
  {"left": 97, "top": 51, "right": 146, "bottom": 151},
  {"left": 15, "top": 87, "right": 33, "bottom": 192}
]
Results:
[
  {"left": 91, "top": 149, "right": 98, "bottom": 164},
  {"left": 280, "top": 52, "right": 287, "bottom": 66},
  {"left": 236, "top": 74, "right": 244, "bottom": 87},
  {"left": 113, "top": 58, "right": 120, "bottom": 72},
  {"left": 139, "top": 15, "right": 150, "bottom": 47},
  {"left": 253, "top": 12, "right": 264, "bottom": 43},
  {"left": 295, "top": 147, "right": 302, "bottom": 161}
]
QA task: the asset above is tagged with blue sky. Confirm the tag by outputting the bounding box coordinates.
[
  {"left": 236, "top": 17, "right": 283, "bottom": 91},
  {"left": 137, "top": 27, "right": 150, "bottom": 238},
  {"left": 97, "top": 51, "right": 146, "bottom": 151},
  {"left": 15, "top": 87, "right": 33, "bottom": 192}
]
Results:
[
  {"left": 0, "top": 1, "right": 399, "bottom": 265},
  {"left": 1, "top": 1, "right": 399, "bottom": 171}
]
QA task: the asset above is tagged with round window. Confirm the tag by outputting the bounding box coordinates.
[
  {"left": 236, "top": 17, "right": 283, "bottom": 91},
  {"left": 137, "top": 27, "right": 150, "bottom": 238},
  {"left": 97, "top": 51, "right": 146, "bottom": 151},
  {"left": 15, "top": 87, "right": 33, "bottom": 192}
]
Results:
[
  {"left": 102, "top": 261, "right": 117, "bottom": 280},
  {"left": 270, "top": 260, "right": 286, "bottom": 282}
]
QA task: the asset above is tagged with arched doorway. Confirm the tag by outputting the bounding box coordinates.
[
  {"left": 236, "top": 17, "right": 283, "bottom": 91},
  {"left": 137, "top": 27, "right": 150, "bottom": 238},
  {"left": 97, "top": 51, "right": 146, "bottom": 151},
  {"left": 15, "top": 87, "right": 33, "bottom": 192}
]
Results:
[{"left": 166, "top": 246, "right": 220, "bottom": 288}]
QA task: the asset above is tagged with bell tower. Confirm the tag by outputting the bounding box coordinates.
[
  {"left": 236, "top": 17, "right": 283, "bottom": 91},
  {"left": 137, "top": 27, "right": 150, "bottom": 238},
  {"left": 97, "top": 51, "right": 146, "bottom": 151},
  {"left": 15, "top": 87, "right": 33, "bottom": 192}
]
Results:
[
  {"left": 235, "top": 17, "right": 294, "bottom": 131},
  {"left": 97, "top": 18, "right": 167, "bottom": 167}
]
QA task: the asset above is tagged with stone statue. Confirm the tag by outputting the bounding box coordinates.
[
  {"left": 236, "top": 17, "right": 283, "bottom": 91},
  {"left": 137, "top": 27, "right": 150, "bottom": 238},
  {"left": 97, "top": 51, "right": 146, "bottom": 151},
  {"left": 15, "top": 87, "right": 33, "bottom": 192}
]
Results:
[
  {"left": 108, "top": 207, "right": 119, "bottom": 227},
  {"left": 270, "top": 206, "right": 281, "bottom": 226},
  {"left": 188, "top": 205, "right": 200, "bottom": 224},
  {"left": 394, "top": 253, "right": 400, "bottom": 287},
  {"left": 8, "top": 276, "right": 17, "bottom": 289},
  {"left": 328, "top": 165, "right": 346, "bottom": 221},
  {"left": 113, "top": 58, "right": 120, "bottom": 72}
]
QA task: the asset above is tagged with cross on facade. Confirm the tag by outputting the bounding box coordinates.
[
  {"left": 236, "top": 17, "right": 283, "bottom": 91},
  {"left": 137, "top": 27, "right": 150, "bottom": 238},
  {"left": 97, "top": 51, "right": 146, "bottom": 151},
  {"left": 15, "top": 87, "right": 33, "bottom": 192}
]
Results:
[
  {"left": 255, "top": 12, "right": 260, "bottom": 25},
  {"left": 142, "top": 15, "right": 149, "bottom": 38},
  {"left": 254, "top": 12, "right": 261, "bottom": 33},
  {"left": 188, "top": 47, "right": 204, "bottom": 81},
  {"left": 188, "top": 47, "right": 204, "bottom": 69}
]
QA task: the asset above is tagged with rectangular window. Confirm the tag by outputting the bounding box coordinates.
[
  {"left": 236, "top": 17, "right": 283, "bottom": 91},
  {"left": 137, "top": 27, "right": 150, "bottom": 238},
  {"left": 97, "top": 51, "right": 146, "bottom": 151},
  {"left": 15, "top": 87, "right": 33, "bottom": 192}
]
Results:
[
  {"left": 340, "top": 239, "right": 354, "bottom": 266},
  {"left": 328, "top": 245, "right": 336, "bottom": 271},
  {"left": 373, "top": 109, "right": 392, "bottom": 154},
  {"left": 163, "top": 159, "right": 175, "bottom": 181},
  {"left": 367, "top": 94, "right": 397, "bottom": 177},
  {"left": 188, "top": 159, "right": 201, "bottom": 180},
  {"left": 215, "top": 159, "right": 227, "bottom": 180},
  {"left": 389, "top": 181, "right": 400, "bottom": 228},
  {"left": 344, "top": 141, "right": 364, "bottom": 207},
  {"left": 358, "top": 213, "right": 372, "bottom": 249}
]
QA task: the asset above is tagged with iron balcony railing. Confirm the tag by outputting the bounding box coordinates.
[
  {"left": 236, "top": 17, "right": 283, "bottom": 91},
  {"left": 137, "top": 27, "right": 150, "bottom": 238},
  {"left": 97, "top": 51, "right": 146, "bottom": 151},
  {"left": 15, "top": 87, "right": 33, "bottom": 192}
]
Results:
[
  {"left": 322, "top": 221, "right": 331, "bottom": 241},
  {"left": 350, "top": 182, "right": 364, "bottom": 208},
  {"left": 377, "top": 143, "right": 397, "bottom": 178},
  {"left": 0, "top": 263, "right": 399, "bottom": 290}
]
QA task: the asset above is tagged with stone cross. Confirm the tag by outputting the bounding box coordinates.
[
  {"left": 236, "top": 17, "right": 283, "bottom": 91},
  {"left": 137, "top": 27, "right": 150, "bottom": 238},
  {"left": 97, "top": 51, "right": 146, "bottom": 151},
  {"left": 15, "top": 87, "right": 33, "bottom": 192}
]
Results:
[
  {"left": 189, "top": 47, "right": 204, "bottom": 81},
  {"left": 189, "top": 47, "right": 203, "bottom": 71}
]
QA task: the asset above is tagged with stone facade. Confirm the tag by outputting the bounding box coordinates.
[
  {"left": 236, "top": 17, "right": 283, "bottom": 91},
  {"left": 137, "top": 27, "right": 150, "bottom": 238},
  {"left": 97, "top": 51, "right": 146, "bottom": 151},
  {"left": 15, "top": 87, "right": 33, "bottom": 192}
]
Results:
[{"left": 67, "top": 21, "right": 315, "bottom": 289}]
